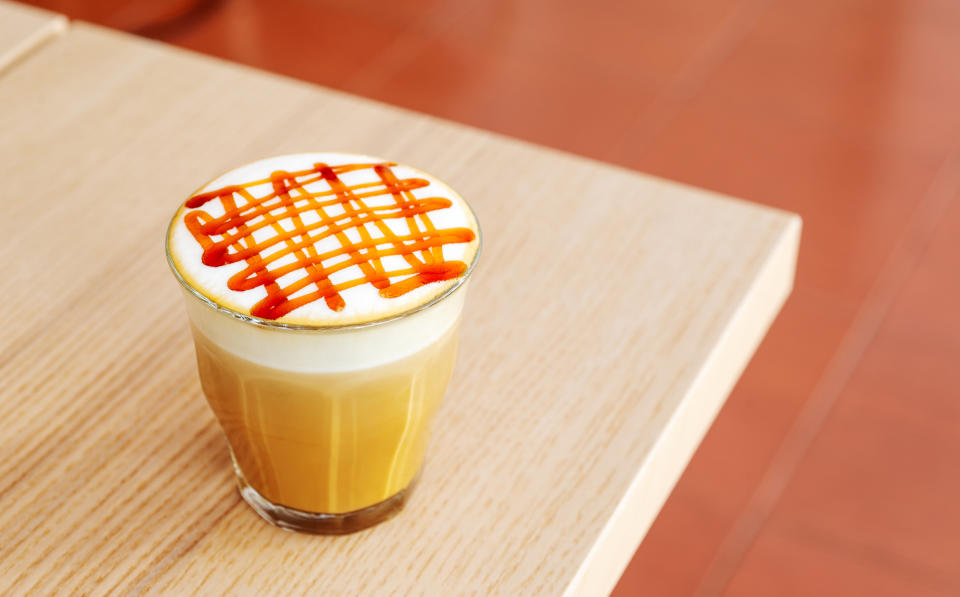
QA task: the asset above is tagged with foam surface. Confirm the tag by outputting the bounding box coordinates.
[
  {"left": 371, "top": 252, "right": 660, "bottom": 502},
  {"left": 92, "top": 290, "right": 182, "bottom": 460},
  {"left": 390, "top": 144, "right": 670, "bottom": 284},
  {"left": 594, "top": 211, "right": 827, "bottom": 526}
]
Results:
[{"left": 168, "top": 153, "right": 480, "bottom": 326}]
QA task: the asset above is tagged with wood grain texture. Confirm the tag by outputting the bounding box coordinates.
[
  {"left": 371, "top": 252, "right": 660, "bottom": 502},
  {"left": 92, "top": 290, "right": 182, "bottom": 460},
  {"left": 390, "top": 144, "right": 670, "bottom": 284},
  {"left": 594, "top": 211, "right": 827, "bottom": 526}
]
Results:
[
  {"left": 0, "top": 0, "right": 65, "bottom": 73},
  {"left": 0, "top": 23, "right": 799, "bottom": 596}
]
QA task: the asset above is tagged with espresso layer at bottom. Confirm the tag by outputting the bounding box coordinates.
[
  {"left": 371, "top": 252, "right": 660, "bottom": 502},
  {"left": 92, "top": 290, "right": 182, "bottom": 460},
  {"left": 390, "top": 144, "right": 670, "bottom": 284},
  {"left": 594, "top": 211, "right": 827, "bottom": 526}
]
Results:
[{"left": 191, "top": 321, "right": 460, "bottom": 514}]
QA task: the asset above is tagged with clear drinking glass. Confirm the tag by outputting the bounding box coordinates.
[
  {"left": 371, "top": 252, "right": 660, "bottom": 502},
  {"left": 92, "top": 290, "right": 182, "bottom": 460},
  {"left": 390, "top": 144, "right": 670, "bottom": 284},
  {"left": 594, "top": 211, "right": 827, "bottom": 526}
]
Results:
[{"left": 165, "top": 176, "right": 480, "bottom": 534}]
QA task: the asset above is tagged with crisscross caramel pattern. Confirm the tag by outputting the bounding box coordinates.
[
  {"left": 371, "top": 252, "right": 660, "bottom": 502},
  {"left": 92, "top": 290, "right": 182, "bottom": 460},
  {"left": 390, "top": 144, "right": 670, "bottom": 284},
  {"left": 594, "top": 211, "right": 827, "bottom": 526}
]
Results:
[{"left": 183, "top": 162, "right": 476, "bottom": 320}]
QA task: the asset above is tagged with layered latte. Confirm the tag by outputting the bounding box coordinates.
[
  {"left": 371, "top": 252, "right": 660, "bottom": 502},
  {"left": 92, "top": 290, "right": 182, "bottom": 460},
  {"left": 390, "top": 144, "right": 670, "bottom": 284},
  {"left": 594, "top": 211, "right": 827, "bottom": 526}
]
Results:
[{"left": 166, "top": 153, "right": 480, "bottom": 532}]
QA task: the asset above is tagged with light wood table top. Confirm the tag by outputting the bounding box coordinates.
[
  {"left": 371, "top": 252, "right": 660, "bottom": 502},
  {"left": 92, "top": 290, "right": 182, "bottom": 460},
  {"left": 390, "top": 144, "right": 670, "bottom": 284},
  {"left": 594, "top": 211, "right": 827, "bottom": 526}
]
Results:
[
  {"left": 0, "top": 0, "right": 64, "bottom": 73},
  {"left": 0, "top": 15, "right": 800, "bottom": 597}
]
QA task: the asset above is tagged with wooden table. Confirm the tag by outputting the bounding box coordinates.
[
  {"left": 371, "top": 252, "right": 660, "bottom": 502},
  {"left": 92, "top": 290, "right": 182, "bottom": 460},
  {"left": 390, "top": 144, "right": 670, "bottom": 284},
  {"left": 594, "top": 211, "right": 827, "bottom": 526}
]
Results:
[{"left": 0, "top": 5, "right": 800, "bottom": 595}]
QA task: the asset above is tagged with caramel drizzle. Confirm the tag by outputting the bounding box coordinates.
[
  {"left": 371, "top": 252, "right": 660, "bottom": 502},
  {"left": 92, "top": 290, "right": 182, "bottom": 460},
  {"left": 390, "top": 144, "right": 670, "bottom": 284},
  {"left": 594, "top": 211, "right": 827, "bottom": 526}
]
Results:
[{"left": 183, "top": 162, "right": 475, "bottom": 320}]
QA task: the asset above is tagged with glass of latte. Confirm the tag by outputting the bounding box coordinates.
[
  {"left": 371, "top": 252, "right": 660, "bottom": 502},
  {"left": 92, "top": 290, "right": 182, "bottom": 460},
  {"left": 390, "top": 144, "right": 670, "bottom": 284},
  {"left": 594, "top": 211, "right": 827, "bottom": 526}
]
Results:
[{"left": 165, "top": 153, "right": 480, "bottom": 533}]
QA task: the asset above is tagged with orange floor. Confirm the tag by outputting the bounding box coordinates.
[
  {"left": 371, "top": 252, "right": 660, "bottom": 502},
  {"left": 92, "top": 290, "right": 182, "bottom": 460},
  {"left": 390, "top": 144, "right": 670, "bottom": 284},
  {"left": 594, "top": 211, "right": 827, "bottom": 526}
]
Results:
[{"left": 24, "top": 1, "right": 960, "bottom": 594}]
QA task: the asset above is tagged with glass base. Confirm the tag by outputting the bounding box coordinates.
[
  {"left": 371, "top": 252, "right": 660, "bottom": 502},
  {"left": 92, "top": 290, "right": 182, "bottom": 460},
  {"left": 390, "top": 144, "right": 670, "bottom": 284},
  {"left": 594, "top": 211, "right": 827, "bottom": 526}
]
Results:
[{"left": 235, "top": 473, "right": 416, "bottom": 534}]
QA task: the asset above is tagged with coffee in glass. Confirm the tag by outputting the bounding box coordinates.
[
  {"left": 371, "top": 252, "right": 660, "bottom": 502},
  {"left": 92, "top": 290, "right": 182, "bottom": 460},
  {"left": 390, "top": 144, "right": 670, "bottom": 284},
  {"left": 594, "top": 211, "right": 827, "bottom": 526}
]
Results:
[{"left": 166, "top": 153, "right": 480, "bottom": 533}]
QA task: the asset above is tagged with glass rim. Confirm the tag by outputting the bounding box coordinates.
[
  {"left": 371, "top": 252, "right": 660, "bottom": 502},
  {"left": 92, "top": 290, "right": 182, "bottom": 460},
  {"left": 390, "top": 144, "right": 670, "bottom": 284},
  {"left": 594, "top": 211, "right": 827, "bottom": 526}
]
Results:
[{"left": 164, "top": 157, "right": 482, "bottom": 332}]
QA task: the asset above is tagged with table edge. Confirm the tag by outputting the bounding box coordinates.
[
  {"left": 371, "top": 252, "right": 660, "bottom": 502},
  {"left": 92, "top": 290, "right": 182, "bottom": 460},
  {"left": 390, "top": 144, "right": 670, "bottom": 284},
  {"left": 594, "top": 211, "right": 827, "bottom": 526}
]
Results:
[
  {"left": 0, "top": 1, "right": 67, "bottom": 75},
  {"left": 565, "top": 214, "right": 802, "bottom": 597}
]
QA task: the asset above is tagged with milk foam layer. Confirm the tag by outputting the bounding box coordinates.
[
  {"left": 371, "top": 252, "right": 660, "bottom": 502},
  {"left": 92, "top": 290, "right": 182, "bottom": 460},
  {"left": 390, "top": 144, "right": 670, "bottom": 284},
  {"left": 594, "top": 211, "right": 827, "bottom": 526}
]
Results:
[
  {"left": 168, "top": 152, "right": 480, "bottom": 326},
  {"left": 168, "top": 153, "right": 479, "bottom": 372},
  {"left": 183, "top": 283, "right": 467, "bottom": 373}
]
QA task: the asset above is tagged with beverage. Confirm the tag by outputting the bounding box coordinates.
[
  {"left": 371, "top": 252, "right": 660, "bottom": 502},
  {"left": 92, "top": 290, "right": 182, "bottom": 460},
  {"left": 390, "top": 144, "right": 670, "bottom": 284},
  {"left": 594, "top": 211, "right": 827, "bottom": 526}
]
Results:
[{"left": 165, "top": 153, "right": 480, "bottom": 533}]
